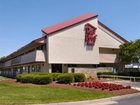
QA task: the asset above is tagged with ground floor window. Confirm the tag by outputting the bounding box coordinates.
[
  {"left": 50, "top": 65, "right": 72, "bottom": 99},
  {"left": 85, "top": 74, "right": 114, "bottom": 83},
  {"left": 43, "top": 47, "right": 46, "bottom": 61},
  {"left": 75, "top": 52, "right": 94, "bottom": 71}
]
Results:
[{"left": 52, "top": 64, "right": 62, "bottom": 73}]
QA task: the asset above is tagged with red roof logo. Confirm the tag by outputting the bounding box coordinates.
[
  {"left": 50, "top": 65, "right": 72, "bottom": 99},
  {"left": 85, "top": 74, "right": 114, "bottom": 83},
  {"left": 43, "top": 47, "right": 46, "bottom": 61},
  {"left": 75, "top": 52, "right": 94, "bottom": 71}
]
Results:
[{"left": 85, "top": 23, "right": 97, "bottom": 46}]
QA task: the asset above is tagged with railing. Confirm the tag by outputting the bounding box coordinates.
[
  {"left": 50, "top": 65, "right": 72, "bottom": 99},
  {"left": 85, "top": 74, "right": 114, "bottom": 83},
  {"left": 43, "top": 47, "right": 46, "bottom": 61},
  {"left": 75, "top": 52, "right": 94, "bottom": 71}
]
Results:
[
  {"left": 0, "top": 63, "right": 4, "bottom": 68},
  {"left": 98, "top": 75, "right": 138, "bottom": 82},
  {"left": 4, "top": 50, "right": 46, "bottom": 67},
  {"left": 98, "top": 75, "right": 140, "bottom": 89},
  {"left": 11, "top": 56, "right": 21, "bottom": 65},
  {"left": 21, "top": 50, "right": 45, "bottom": 63}
]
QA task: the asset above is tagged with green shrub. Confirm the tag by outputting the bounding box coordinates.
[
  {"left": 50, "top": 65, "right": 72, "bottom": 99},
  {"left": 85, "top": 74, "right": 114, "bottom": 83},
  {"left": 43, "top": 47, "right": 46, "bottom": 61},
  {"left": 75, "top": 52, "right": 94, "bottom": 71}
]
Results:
[
  {"left": 118, "top": 69, "right": 140, "bottom": 77},
  {"left": 20, "top": 74, "right": 34, "bottom": 83},
  {"left": 97, "top": 72, "right": 117, "bottom": 78},
  {"left": 16, "top": 74, "right": 22, "bottom": 82},
  {"left": 57, "top": 74, "right": 74, "bottom": 84},
  {"left": 16, "top": 73, "right": 86, "bottom": 84},
  {"left": 97, "top": 72, "right": 116, "bottom": 76},
  {"left": 73, "top": 73, "right": 86, "bottom": 82},
  {"left": 16, "top": 73, "right": 53, "bottom": 84},
  {"left": 50, "top": 73, "right": 61, "bottom": 81},
  {"left": 32, "top": 75, "right": 52, "bottom": 84}
]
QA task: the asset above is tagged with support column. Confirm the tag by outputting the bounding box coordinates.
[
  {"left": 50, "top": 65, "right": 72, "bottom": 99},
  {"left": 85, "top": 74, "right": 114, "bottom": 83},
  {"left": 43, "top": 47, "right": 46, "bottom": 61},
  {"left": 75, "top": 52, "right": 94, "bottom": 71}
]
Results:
[
  {"left": 29, "top": 65, "right": 32, "bottom": 73},
  {"left": 68, "top": 67, "right": 75, "bottom": 73},
  {"left": 62, "top": 64, "right": 68, "bottom": 73},
  {"left": 20, "top": 66, "right": 23, "bottom": 74},
  {"left": 13, "top": 68, "right": 16, "bottom": 77},
  {"left": 27, "top": 65, "right": 31, "bottom": 73},
  {"left": 11, "top": 68, "right": 13, "bottom": 77},
  {"left": 40, "top": 63, "right": 51, "bottom": 73},
  {"left": 48, "top": 64, "right": 52, "bottom": 73}
]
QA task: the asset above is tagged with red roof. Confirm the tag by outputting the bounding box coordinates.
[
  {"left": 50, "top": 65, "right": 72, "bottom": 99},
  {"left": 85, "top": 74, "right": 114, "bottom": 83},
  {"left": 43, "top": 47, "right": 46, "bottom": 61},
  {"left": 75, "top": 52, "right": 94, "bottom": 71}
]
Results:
[{"left": 42, "top": 13, "right": 98, "bottom": 35}]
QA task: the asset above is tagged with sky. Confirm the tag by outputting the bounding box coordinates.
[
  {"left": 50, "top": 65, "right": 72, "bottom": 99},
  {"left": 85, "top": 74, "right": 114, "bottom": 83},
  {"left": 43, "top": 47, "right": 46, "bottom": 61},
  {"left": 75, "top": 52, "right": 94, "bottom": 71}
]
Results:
[{"left": 0, "top": 0, "right": 140, "bottom": 57}]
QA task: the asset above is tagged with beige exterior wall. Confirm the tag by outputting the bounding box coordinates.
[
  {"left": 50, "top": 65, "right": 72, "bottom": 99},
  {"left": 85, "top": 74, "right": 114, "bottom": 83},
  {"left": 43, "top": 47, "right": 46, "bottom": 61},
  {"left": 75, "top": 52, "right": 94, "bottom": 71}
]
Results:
[
  {"left": 48, "top": 18, "right": 100, "bottom": 64},
  {"left": 99, "top": 53, "right": 117, "bottom": 63},
  {"left": 47, "top": 18, "right": 125, "bottom": 64},
  {"left": 40, "top": 63, "right": 50, "bottom": 72},
  {"left": 99, "top": 48, "right": 119, "bottom": 63},
  {"left": 97, "top": 24, "right": 124, "bottom": 48},
  {"left": 35, "top": 50, "right": 46, "bottom": 61},
  {"left": 68, "top": 67, "right": 112, "bottom": 77}
]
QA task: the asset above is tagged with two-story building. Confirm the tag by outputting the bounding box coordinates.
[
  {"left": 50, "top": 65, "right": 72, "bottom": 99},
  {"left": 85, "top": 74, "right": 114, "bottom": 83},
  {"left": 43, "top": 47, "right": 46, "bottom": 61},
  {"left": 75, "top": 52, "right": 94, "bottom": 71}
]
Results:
[{"left": 0, "top": 13, "right": 127, "bottom": 77}]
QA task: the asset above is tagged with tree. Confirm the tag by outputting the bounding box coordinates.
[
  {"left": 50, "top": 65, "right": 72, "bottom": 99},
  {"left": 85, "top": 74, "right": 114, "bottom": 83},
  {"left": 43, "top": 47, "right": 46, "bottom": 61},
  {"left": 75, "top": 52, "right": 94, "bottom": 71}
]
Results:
[
  {"left": 0, "top": 56, "right": 5, "bottom": 62},
  {"left": 118, "top": 39, "right": 140, "bottom": 64}
]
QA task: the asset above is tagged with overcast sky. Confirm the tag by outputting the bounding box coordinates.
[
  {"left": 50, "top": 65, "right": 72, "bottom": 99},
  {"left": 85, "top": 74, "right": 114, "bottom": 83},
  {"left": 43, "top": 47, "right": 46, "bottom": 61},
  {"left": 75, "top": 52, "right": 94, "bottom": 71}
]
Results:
[{"left": 0, "top": 0, "right": 140, "bottom": 57}]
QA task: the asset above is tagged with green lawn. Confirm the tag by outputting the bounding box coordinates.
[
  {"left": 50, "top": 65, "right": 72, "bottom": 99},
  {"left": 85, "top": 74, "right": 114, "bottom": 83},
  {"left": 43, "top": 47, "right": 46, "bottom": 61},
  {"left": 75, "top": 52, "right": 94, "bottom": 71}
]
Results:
[{"left": 0, "top": 81, "right": 112, "bottom": 105}]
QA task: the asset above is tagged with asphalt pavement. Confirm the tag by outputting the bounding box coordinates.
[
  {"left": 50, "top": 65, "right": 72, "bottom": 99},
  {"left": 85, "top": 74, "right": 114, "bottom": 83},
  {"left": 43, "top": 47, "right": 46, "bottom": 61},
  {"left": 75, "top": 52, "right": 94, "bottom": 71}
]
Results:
[{"left": 111, "top": 95, "right": 140, "bottom": 105}]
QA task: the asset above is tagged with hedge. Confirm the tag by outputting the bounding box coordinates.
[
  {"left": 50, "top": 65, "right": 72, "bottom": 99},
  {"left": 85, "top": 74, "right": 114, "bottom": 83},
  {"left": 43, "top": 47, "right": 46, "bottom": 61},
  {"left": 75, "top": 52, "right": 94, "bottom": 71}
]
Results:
[
  {"left": 117, "top": 69, "right": 140, "bottom": 77},
  {"left": 32, "top": 75, "right": 52, "bottom": 84},
  {"left": 97, "top": 72, "right": 116, "bottom": 76},
  {"left": 16, "top": 74, "right": 22, "bottom": 82},
  {"left": 50, "top": 73, "right": 61, "bottom": 81},
  {"left": 73, "top": 73, "right": 86, "bottom": 82},
  {"left": 16, "top": 73, "right": 86, "bottom": 84},
  {"left": 57, "top": 74, "right": 74, "bottom": 84},
  {"left": 18, "top": 74, "right": 34, "bottom": 83},
  {"left": 97, "top": 71, "right": 140, "bottom": 77},
  {"left": 31, "top": 73, "right": 61, "bottom": 81}
]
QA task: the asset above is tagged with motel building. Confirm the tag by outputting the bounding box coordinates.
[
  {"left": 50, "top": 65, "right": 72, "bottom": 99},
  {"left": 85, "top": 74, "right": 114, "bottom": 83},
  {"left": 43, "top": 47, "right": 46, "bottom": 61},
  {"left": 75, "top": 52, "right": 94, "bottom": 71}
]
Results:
[{"left": 0, "top": 13, "right": 127, "bottom": 77}]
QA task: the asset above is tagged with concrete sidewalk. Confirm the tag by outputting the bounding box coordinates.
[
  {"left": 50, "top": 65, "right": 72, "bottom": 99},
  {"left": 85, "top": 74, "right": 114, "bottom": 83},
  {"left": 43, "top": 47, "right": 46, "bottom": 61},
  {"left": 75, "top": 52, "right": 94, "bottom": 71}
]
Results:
[{"left": 33, "top": 92, "right": 140, "bottom": 105}]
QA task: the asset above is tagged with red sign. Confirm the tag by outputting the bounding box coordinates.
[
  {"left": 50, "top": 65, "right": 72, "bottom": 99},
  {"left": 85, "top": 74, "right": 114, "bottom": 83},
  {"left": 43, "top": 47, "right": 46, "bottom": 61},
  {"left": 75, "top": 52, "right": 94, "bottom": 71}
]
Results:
[{"left": 85, "top": 23, "right": 97, "bottom": 46}]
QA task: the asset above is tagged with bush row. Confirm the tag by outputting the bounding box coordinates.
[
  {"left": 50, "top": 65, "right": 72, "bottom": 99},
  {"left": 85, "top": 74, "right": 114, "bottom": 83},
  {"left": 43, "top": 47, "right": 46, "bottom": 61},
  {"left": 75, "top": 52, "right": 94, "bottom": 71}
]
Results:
[
  {"left": 96, "top": 72, "right": 117, "bottom": 78},
  {"left": 97, "top": 72, "right": 116, "bottom": 76},
  {"left": 117, "top": 69, "right": 140, "bottom": 77},
  {"left": 16, "top": 73, "right": 52, "bottom": 84},
  {"left": 97, "top": 71, "right": 140, "bottom": 77},
  {"left": 16, "top": 73, "right": 86, "bottom": 84}
]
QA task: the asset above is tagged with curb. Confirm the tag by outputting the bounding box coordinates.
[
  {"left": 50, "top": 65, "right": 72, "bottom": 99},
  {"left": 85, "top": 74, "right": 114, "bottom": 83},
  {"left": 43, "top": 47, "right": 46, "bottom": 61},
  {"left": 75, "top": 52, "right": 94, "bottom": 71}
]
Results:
[
  {"left": 32, "top": 92, "right": 140, "bottom": 105},
  {"left": 111, "top": 92, "right": 140, "bottom": 101},
  {"left": 132, "top": 87, "right": 140, "bottom": 91}
]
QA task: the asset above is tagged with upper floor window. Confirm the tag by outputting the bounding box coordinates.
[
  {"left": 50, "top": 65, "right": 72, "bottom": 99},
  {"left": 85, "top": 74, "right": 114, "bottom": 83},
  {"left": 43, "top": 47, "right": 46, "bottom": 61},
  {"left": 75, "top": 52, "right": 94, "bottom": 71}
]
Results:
[{"left": 36, "top": 44, "right": 46, "bottom": 50}]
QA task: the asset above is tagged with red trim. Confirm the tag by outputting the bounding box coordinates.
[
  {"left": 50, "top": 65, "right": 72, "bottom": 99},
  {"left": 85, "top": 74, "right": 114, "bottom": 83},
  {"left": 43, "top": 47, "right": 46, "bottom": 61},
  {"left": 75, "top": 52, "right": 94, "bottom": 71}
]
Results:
[
  {"left": 42, "top": 13, "right": 98, "bottom": 35},
  {"left": 98, "top": 21, "right": 128, "bottom": 42},
  {"left": 85, "top": 23, "right": 97, "bottom": 30}
]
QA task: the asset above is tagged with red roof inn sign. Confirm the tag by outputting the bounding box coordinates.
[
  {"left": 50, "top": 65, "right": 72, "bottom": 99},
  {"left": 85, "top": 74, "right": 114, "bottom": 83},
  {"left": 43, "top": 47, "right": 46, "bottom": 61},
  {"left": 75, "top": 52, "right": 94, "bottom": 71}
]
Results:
[{"left": 84, "top": 23, "right": 97, "bottom": 46}]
